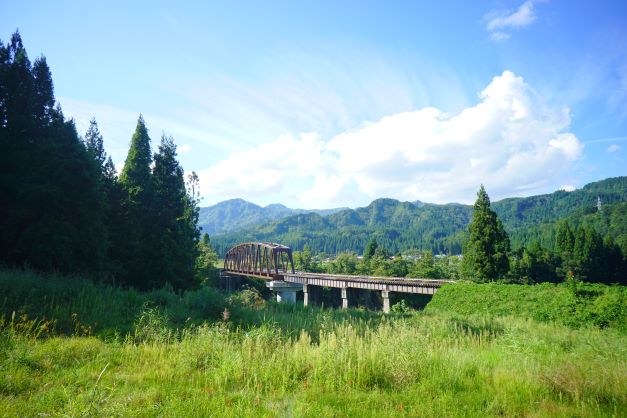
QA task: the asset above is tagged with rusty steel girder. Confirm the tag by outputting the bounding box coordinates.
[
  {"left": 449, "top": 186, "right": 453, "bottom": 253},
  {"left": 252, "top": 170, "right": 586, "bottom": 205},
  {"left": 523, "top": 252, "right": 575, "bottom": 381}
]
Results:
[{"left": 223, "top": 242, "right": 295, "bottom": 279}]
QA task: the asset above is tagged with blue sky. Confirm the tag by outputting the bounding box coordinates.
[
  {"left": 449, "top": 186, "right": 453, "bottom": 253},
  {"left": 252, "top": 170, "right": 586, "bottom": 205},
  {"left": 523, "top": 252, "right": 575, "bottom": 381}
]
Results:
[{"left": 2, "top": 0, "right": 626, "bottom": 208}]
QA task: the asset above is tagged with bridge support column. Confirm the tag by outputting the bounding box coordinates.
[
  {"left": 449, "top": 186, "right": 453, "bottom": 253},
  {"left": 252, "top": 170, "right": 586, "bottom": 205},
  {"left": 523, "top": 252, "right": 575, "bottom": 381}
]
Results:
[
  {"left": 382, "top": 290, "right": 391, "bottom": 314},
  {"left": 277, "top": 291, "right": 297, "bottom": 303},
  {"left": 341, "top": 287, "right": 349, "bottom": 309},
  {"left": 266, "top": 281, "right": 303, "bottom": 304},
  {"left": 303, "top": 284, "right": 311, "bottom": 307}
]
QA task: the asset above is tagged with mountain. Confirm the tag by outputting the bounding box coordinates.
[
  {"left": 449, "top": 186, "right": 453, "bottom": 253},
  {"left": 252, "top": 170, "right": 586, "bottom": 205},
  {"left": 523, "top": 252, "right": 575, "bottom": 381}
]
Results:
[
  {"left": 209, "top": 177, "right": 627, "bottom": 256},
  {"left": 198, "top": 199, "right": 346, "bottom": 235}
]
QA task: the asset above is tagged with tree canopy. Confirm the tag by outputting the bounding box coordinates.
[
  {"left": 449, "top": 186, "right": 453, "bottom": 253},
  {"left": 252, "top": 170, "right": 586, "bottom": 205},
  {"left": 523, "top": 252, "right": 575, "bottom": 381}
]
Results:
[
  {"left": 0, "top": 31, "right": 208, "bottom": 290},
  {"left": 462, "top": 185, "right": 510, "bottom": 281}
]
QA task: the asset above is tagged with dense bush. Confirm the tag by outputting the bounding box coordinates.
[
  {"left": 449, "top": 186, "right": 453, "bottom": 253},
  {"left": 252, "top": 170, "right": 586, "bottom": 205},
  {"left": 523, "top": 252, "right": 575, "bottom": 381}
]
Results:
[{"left": 425, "top": 281, "right": 626, "bottom": 331}]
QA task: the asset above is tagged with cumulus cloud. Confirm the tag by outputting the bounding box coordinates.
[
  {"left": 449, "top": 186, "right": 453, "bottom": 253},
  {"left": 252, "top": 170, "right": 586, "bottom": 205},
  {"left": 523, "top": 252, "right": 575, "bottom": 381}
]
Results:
[
  {"left": 197, "top": 71, "right": 583, "bottom": 208},
  {"left": 485, "top": 1, "right": 538, "bottom": 41}
]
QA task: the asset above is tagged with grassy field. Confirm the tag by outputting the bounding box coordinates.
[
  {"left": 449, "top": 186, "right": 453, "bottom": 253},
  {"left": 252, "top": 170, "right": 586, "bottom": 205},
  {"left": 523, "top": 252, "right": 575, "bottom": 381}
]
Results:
[{"left": 1, "top": 269, "right": 626, "bottom": 417}]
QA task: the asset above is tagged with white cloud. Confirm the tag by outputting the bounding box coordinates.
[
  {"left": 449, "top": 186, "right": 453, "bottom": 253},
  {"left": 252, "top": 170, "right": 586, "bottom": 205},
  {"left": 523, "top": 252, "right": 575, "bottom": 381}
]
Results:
[
  {"left": 485, "top": 1, "right": 538, "bottom": 41},
  {"left": 490, "top": 32, "right": 511, "bottom": 41},
  {"left": 607, "top": 144, "right": 621, "bottom": 153},
  {"left": 197, "top": 71, "right": 583, "bottom": 208},
  {"left": 178, "top": 144, "right": 192, "bottom": 153},
  {"left": 561, "top": 184, "right": 576, "bottom": 192}
]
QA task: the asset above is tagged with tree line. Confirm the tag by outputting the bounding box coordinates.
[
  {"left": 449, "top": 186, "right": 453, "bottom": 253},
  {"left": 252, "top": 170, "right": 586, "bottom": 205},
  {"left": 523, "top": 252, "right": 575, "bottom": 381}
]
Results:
[
  {"left": 0, "top": 31, "right": 217, "bottom": 289},
  {"left": 294, "top": 186, "right": 626, "bottom": 284}
]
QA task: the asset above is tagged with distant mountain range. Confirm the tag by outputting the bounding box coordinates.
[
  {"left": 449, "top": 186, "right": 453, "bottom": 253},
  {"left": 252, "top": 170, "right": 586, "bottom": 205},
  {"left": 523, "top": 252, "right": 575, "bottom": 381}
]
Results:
[
  {"left": 203, "top": 177, "right": 627, "bottom": 257},
  {"left": 198, "top": 199, "right": 346, "bottom": 235}
]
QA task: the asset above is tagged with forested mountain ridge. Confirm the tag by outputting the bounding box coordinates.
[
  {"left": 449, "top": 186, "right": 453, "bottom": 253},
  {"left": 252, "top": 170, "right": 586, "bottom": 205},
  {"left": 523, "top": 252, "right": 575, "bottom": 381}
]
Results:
[
  {"left": 198, "top": 198, "right": 346, "bottom": 234},
  {"left": 492, "top": 176, "right": 627, "bottom": 228},
  {"left": 210, "top": 177, "right": 627, "bottom": 256}
]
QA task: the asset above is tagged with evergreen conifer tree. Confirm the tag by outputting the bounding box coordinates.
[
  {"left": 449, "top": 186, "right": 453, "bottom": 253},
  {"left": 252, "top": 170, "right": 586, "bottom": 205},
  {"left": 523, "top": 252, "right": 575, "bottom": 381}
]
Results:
[
  {"left": 117, "top": 115, "right": 154, "bottom": 288},
  {"left": 462, "top": 185, "right": 510, "bottom": 281},
  {"left": 84, "top": 118, "right": 106, "bottom": 167},
  {"left": 150, "top": 135, "right": 199, "bottom": 288},
  {"left": 364, "top": 237, "right": 378, "bottom": 260},
  {"left": 120, "top": 115, "right": 152, "bottom": 198},
  {"left": 0, "top": 31, "right": 106, "bottom": 273}
]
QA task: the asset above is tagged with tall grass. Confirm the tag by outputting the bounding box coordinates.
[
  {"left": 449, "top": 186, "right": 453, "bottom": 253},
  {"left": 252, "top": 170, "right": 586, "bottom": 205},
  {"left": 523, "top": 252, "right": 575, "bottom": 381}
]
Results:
[
  {"left": 0, "top": 268, "right": 226, "bottom": 337},
  {"left": 1, "top": 313, "right": 625, "bottom": 416},
  {"left": 1, "top": 268, "right": 625, "bottom": 416}
]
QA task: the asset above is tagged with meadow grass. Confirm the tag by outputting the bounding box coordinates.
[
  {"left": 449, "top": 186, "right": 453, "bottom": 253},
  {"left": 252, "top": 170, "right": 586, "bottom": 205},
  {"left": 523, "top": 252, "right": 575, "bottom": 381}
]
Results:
[{"left": 1, "top": 269, "right": 625, "bottom": 417}]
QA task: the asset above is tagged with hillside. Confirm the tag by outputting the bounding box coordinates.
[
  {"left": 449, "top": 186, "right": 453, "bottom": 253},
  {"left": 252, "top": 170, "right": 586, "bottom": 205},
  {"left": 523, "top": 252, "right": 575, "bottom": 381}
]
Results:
[
  {"left": 198, "top": 199, "right": 346, "bottom": 235},
  {"left": 210, "top": 177, "right": 627, "bottom": 256}
]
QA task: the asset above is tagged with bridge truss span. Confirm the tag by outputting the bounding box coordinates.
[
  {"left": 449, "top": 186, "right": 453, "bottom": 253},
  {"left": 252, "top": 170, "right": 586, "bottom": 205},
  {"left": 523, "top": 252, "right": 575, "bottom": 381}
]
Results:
[{"left": 223, "top": 242, "right": 295, "bottom": 279}]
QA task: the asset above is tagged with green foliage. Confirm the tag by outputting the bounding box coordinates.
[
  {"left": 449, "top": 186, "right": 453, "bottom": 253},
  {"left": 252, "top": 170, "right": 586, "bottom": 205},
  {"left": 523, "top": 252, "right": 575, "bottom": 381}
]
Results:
[
  {"left": 133, "top": 306, "right": 173, "bottom": 344},
  {"left": 119, "top": 115, "right": 152, "bottom": 195},
  {"left": 390, "top": 299, "right": 409, "bottom": 313},
  {"left": 409, "top": 251, "right": 446, "bottom": 279},
  {"left": 462, "top": 186, "right": 510, "bottom": 281},
  {"left": 148, "top": 135, "right": 200, "bottom": 289},
  {"left": 0, "top": 32, "right": 207, "bottom": 291},
  {"left": 326, "top": 252, "right": 359, "bottom": 274},
  {"left": 293, "top": 245, "right": 319, "bottom": 272},
  {"left": 1, "top": 284, "right": 625, "bottom": 416},
  {"left": 364, "top": 237, "right": 378, "bottom": 260},
  {"left": 507, "top": 242, "right": 561, "bottom": 284},
  {"left": 84, "top": 117, "right": 106, "bottom": 166},
  {"left": 0, "top": 31, "right": 106, "bottom": 275},
  {"left": 195, "top": 234, "right": 219, "bottom": 286},
  {"left": 426, "top": 282, "right": 627, "bottom": 331},
  {"left": 0, "top": 268, "right": 226, "bottom": 338}
]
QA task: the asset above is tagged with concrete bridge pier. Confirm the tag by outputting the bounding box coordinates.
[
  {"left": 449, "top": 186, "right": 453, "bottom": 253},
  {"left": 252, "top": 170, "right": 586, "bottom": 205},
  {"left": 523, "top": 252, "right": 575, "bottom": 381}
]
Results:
[
  {"left": 382, "top": 290, "right": 391, "bottom": 314},
  {"left": 303, "top": 284, "right": 311, "bottom": 307},
  {"left": 267, "top": 281, "right": 303, "bottom": 304},
  {"left": 341, "top": 287, "right": 349, "bottom": 309}
]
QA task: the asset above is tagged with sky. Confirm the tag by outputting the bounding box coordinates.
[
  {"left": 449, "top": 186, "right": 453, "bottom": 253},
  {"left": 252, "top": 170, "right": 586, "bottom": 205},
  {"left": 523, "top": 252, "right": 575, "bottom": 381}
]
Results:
[{"left": 2, "top": 0, "right": 626, "bottom": 208}]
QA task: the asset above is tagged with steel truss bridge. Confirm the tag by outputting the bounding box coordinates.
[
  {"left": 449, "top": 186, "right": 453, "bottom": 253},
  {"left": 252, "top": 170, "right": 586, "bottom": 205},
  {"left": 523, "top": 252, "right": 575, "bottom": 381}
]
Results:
[{"left": 223, "top": 242, "right": 452, "bottom": 313}]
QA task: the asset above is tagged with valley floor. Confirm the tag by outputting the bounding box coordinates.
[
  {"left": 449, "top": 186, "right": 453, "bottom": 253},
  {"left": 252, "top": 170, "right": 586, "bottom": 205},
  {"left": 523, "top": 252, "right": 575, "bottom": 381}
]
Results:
[
  {"left": 2, "top": 311, "right": 625, "bottom": 417},
  {"left": 0, "top": 269, "right": 625, "bottom": 417}
]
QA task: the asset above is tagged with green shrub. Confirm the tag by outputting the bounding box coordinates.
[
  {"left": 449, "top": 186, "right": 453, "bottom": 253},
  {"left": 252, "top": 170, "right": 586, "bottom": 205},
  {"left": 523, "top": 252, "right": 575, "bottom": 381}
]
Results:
[{"left": 425, "top": 282, "right": 626, "bottom": 331}]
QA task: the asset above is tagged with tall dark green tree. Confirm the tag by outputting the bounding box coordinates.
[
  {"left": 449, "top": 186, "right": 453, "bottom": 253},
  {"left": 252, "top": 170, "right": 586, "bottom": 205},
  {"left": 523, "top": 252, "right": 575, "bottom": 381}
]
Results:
[
  {"left": 195, "top": 233, "right": 218, "bottom": 286},
  {"left": 116, "top": 115, "right": 154, "bottom": 288},
  {"left": 0, "top": 31, "right": 106, "bottom": 273},
  {"left": 149, "top": 135, "right": 199, "bottom": 289},
  {"left": 602, "top": 235, "right": 624, "bottom": 284},
  {"left": 84, "top": 118, "right": 106, "bottom": 167},
  {"left": 462, "top": 185, "right": 510, "bottom": 281},
  {"left": 120, "top": 115, "right": 152, "bottom": 197},
  {"left": 82, "top": 119, "right": 124, "bottom": 280},
  {"left": 364, "top": 237, "right": 378, "bottom": 260}
]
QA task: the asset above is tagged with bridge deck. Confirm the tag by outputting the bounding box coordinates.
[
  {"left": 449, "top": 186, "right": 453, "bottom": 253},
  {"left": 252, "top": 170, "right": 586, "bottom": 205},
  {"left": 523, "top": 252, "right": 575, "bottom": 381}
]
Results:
[{"left": 222, "top": 270, "right": 451, "bottom": 294}]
